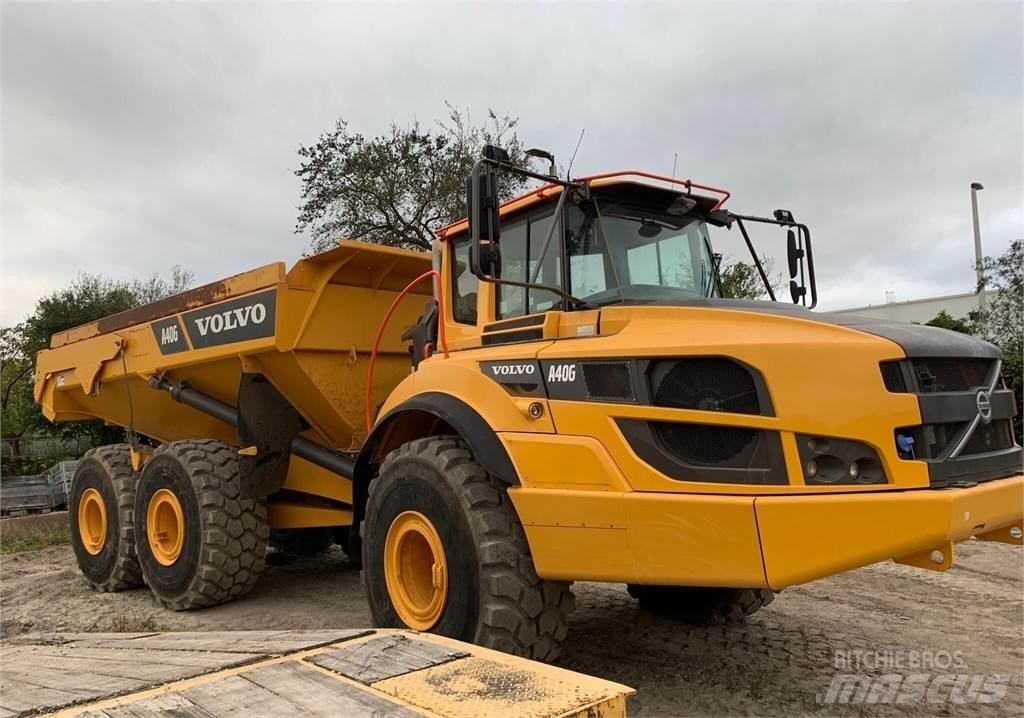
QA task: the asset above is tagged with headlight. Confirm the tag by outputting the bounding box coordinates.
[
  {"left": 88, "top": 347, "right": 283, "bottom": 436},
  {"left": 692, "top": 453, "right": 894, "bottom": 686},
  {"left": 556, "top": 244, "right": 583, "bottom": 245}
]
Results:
[{"left": 797, "top": 434, "right": 887, "bottom": 485}]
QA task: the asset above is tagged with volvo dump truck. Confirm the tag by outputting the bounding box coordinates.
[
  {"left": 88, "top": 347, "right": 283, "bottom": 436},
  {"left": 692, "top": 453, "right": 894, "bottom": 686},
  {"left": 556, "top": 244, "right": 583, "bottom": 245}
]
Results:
[{"left": 35, "top": 148, "right": 1023, "bottom": 661}]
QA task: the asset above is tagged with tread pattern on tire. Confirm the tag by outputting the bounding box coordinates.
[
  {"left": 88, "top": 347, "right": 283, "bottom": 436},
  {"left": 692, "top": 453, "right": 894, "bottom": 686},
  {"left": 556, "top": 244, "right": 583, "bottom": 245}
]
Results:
[
  {"left": 78, "top": 444, "right": 144, "bottom": 592},
  {"left": 372, "top": 435, "right": 574, "bottom": 662},
  {"left": 630, "top": 584, "right": 775, "bottom": 624},
  {"left": 146, "top": 439, "right": 268, "bottom": 610}
]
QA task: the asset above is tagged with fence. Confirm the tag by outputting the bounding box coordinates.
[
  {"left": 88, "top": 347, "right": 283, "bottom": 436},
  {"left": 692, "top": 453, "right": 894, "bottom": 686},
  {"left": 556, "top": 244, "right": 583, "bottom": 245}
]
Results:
[
  {"left": 0, "top": 434, "right": 90, "bottom": 461},
  {"left": 0, "top": 460, "right": 79, "bottom": 516}
]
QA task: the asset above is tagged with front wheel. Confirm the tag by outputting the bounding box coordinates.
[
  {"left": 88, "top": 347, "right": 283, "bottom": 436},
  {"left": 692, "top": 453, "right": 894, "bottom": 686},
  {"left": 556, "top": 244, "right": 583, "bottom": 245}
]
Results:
[
  {"left": 362, "top": 436, "right": 574, "bottom": 661},
  {"left": 627, "top": 584, "right": 775, "bottom": 624}
]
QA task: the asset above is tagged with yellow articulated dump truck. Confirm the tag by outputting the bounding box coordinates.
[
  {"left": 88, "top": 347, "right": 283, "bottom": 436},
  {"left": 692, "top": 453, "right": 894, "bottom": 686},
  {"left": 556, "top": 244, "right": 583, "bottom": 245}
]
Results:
[{"left": 35, "top": 146, "right": 1023, "bottom": 661}]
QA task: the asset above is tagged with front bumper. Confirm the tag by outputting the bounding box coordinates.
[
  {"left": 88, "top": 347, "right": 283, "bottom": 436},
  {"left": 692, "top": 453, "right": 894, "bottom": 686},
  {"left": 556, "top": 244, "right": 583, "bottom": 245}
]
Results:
[
  {"left": 510, "top": 474, "right": 1024, "bottom": 590},
  {"left": 754, "top": 473, "right": 1024, "bottom": 588}
]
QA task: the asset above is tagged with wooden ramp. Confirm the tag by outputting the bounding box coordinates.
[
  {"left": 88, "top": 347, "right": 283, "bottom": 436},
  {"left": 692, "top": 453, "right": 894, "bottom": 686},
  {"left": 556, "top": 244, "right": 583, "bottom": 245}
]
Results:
[{"left": 1, "top": 630, "right": 633, "bottom": 718}]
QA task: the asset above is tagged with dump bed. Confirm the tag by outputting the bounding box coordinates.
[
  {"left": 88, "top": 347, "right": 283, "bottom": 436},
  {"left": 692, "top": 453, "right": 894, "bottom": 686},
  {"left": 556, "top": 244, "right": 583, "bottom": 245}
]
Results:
[{"left": 34, "top": 241, "right": 432, "bottom": 454}]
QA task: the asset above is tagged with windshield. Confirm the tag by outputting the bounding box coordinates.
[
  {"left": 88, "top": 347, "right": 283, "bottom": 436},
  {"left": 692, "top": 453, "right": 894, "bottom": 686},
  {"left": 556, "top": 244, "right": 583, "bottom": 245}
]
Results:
[{"left": 565, "top": 199, "right": 720, "bottom": 306}]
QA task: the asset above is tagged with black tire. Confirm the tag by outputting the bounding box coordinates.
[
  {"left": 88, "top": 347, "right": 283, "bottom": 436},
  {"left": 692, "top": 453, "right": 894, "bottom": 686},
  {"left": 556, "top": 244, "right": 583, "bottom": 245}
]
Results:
[
  {"left": 627, "top": 584, "right": 775, "bottom": 624},
  {"left": 270, "top": 528, "right": 335, "bottom": 556},
  {"left": 134, "top": 440, "right": 268, "bottom": 610},
  {"left": 68, "top": 444, "right": 144, "bottom": 592},
  {"left": 362, "top": 436, "right": 574, "bottom": 661}
]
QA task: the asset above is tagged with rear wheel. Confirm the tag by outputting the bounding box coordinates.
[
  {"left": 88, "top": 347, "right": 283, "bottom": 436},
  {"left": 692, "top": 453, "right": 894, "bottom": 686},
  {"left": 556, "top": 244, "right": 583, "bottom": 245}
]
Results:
[
  {"left": 628, "top": 584, "right": 775, "bottom": 624},
  {"left": 69, "top": 445, "right": 144, "bottom": 592},
  {"left": 134, "top": 440, "right": 268, "bottom": 610},
  {"left": 362, "top": 436, "right": 574, "bottom": 661}
]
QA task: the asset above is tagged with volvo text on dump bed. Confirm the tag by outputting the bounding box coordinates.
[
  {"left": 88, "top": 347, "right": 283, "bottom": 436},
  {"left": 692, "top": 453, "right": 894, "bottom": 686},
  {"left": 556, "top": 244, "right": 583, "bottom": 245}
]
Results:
[{"left": 35, "top": 147, "right": 1023, "bottom": 661}]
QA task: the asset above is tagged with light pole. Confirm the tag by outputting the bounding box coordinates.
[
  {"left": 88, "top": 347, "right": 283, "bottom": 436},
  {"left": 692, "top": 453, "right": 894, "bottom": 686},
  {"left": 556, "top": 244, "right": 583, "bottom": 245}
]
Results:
[{"left": 970, "top": 182, "right": 985, "bottom": 312}]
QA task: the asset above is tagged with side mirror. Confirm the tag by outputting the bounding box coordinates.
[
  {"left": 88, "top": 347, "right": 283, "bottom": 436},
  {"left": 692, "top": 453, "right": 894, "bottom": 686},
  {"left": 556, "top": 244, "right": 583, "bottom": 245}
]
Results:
[
  {"left": 786, "top": 229, "right": 801, "bottom": 278},
  {"left": 466, "top": 166, "right": 502, "bottom": 278}
]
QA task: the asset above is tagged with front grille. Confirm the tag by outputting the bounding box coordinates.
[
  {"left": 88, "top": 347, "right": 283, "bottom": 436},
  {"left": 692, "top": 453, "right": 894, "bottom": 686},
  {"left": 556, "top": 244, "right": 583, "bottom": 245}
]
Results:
[
  {"left": 961, "top": 420, "right": 1016, "bottom": 456},
  {"left": 897, "top": 419, "right": 1016, "bottom": 461},
  {"left": 650, "top": 358, "right": 762, "bottom": 415},
  {"left": 581, "top": 361, "right": 634, "bottom": 401},
  {"left": 653, "top": 421, "right": 760, "bottom": 466},
  {"left": 880, "top": 361, "right": 907, "bottom": 393},
  {"left": 912, "top": 359, "right": 992, "bottom": 393}
]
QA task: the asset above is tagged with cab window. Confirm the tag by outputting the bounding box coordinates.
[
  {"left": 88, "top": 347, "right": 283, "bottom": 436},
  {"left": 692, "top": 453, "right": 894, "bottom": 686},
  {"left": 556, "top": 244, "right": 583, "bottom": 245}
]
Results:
[
  {"left": 496, "top": 212, "right": 564, "bottom": 319},
  {"left": 451, "top": 239, "right": 478, "bottom": 324}
]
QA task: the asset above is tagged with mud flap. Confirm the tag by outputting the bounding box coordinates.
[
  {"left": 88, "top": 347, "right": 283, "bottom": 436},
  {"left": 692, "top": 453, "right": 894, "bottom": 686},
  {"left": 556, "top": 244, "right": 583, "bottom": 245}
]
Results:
[{"left": 237, "top": 373, "right": 305, "bottom": 497}]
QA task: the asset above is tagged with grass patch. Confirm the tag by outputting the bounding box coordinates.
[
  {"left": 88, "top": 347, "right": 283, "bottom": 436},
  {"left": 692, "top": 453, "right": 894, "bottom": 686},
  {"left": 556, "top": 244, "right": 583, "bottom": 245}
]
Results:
[
  {"left": 109, "top": 610, "right": 161, "bottom": 633},
  {"left": 0, "top": 526, "right": 71, "bottom": 555}
]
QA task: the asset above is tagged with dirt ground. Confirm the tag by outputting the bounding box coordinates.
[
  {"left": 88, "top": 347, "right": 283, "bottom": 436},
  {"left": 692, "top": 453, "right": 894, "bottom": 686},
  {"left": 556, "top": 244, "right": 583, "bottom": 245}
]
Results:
[{"left": 2, "top": 539, "right": 1021, "bottom": 717}]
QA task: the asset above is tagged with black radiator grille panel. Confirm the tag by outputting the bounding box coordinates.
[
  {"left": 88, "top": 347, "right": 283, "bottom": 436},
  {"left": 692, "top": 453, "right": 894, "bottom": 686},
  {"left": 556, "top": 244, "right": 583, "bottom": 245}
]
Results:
[
  {"left": 880, "top": 361, "right": 908, "bottom": 393},
  {"left": 961, "top": 420, "right": 1016, "bottom": 456},
  {"left": 912, "top": 359, "right": 992, "bottom": 393},
  {"left": 651, "top": 358, "right": 761, "bottom": 415},
  {"left": 652, "top": 421, "right": 763, "bottom": 467},
  {"left": 581, "top": 361, "right": 634, "bottom": 401}
]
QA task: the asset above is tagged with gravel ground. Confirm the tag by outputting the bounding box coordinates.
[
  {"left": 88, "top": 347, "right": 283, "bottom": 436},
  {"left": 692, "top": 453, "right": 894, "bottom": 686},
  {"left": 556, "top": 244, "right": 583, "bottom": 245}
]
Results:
[{"left": 1, "top": 539, "right": 1021, "bottom": 717}]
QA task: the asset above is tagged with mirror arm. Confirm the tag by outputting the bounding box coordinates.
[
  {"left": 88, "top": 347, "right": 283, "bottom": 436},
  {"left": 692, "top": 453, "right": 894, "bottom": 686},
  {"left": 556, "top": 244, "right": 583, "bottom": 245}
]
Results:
[
  {"left": 528, "top": 186, "right": 570, "bottom": 284},
  {"left": 735, "top": 218, "right": 777, "bottom": 302}
]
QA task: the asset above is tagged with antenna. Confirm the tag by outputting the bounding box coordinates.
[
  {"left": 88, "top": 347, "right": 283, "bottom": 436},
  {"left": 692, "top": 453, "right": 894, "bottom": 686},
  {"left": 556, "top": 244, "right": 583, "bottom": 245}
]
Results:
[
  {"left": 671, "top": 152, "right": 678, "bottom": 179},
  {"left": 566, "top": 128, "right": 585, "bottom": 179}
]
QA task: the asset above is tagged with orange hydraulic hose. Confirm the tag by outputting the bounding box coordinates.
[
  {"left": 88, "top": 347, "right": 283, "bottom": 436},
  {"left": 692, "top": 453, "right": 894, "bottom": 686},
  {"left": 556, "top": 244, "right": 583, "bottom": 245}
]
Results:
[{"left": 365, "top": 269, "right": 449, "bottom": 433}]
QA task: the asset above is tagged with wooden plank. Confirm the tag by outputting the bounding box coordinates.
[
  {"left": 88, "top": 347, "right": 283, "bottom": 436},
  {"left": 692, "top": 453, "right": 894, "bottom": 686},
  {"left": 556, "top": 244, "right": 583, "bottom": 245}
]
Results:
[
  {"left": 1, "top": 652, "right": 227, "bottom": 684},
  {"left": 308, "top": 633, "right": 469, "bottom": 684},
  {"left": 178, "top": 673, "right": 325, "bottom": 717},
  {"left": 0, "top": 677, "right": 91, "bottom": 715},
  {"left": 0, "top": 666, "right": 147, "bottom": 702},
  {"left": 119, "top": 629, "right": 372, "bottom": 654},
  {"left": 12, "top": 645, "right": 261, "bottom": 670},
  {"left": 78, "top": 692, "right": 218, "bottom": 718},
  {"left": 229, "top": 662, "right": 424, "bottom": 718}
]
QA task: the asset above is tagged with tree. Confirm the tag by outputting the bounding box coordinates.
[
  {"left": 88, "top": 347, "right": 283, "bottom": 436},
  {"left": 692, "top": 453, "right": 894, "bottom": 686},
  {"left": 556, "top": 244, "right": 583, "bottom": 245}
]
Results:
[
  {"left": 295, "top": 104, "right": 533, "bottom": 254},
  {"left": 719, "top": 258, "right": 782, "bottom": 300},
  {"left": 925, "top": 310, "right": 976, "bottom": 335},
  {"left": 976, "top": 240, "right": 1023, "bottom": 442},
  {"left": 1, "top": 268, "right": 193, "bottom": 471},
  {"left": 923, "top": 240, "right": 1023, "bottom": 443}
]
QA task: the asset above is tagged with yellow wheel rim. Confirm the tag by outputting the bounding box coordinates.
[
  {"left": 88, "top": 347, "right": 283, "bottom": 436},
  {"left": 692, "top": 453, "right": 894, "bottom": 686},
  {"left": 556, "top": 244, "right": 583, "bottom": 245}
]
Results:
[
  {"left": 384, "top": 511, "right": 448, "bottom": 630},
  {"left": 78, "top": 488, "right": 107, "bottom": 555},
  {"left": 147, "top": 489, "right": 185, "bottom": 566}
]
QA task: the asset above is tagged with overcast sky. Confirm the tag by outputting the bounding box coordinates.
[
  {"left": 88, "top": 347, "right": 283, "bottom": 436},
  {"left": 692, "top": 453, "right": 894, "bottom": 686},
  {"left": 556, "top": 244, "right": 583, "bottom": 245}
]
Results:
[{"left": 2, "top": 1, "right": 1021, "bottom": 325}]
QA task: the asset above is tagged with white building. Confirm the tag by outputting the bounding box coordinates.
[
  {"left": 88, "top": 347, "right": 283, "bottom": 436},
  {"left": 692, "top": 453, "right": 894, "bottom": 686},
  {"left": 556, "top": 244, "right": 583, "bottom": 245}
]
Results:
[{"left": 833, "top": 290, "right": 997, "bottom": 324}]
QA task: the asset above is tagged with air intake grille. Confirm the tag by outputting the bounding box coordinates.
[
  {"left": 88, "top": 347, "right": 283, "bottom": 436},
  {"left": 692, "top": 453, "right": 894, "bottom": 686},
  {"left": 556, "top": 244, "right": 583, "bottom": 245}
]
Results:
[
  {"left": 650, "top": 359, "right": 762, "bottom": 415},
  {"left": 581, "top": 361, "right": 634, "bottom": 401},
  {"left": 912, "top": 359, "right": 992, "bottom": 393},
  {"left": 880, "top": 361, "right": 907, "bottom": 393},
  {"left": 652, "top": 422, "right": 761, "bottom": 467},
  {"left": 961, "top": 420, "right": 1016, "bottom": 456}
]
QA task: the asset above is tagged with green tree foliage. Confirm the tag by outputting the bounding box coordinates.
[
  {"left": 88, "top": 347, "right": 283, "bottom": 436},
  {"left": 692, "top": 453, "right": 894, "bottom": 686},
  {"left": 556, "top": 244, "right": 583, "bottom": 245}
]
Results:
[
  {"left": 977, "top": 240, "right": 1023, "bottom": 442},
  {"left": 719, "top": 258, "right": 781, "bottom": 300},
  {"left": 925, "top": 310, "right": 976, "bottom": 334},
  {"left": 295, "top": 104, "right": 532, "bottom": 253},
  {"left": 1, "top": 268, "right": 193, "bottom": 473},
  {"left": 924, "top": 240, "right": 1022, "bottom": 442}
]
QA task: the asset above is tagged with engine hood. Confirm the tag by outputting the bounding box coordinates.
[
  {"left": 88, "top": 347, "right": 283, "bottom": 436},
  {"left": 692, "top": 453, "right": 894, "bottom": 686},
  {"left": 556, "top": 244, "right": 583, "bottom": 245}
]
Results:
[{"left": 620, "top": 298, "right": 1001, "bottom": 360}]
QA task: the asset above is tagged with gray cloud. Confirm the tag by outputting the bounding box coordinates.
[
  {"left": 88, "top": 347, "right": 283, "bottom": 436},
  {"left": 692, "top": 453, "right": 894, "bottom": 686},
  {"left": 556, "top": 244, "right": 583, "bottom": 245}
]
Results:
[{"left": 2, "top": 1, "right": 1021, "bottom": 324}]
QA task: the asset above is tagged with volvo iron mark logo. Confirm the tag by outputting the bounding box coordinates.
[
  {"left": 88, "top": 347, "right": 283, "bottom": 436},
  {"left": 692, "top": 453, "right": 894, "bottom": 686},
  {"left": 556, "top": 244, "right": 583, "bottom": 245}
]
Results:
[{"left": 976, "top": 389, "right": 993, "bottom": 424}]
